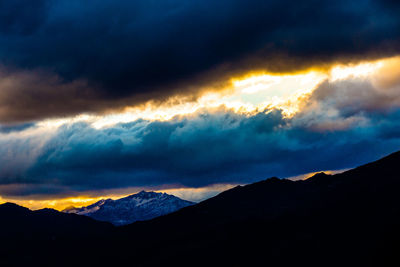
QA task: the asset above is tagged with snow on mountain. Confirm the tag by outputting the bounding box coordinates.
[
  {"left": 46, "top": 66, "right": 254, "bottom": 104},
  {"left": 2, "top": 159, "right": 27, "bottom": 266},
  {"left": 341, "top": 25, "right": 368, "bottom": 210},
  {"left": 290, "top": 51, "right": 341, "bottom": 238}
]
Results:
[{"left": 63, "top": 191, "right": 195, "bottom": 226}]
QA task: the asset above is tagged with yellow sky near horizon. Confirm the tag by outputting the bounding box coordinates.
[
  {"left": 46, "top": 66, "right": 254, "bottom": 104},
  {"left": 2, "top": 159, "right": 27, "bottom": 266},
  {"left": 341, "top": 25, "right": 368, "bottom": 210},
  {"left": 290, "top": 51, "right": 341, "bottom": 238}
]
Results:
[{"left": 0, "top": 183, "right": 239, "bottom": 211}]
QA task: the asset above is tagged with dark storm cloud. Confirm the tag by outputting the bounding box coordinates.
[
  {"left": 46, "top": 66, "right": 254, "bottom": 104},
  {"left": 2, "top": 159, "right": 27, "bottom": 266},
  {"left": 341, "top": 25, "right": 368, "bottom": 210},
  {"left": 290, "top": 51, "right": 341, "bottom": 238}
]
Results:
[
  {"left": 0, "top": 0, "right": 49, "bottom": 35},
  {"left": 0, "top": 0, "right": 399, "bottom": 122},
  {"left": 0, "top": 68, "right": 133, "bottom": 123},
  {"left": 2, "top": 102, "right": 400, "bottom": 197}
]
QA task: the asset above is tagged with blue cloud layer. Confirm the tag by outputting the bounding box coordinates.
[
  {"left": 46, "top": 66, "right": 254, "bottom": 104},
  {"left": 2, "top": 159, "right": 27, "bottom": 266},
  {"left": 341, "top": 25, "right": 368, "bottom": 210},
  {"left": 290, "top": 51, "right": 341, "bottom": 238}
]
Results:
[{"left": 1, "top": 104, "right": 399, "bottom": 197}]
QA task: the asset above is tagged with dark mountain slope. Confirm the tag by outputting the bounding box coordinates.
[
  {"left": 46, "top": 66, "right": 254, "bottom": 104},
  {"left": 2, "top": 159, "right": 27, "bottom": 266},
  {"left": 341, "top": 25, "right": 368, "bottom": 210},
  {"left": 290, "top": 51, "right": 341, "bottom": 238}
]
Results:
[
  {"left": 1, "top": 151, "right": 400, "bottom": 266},
  {"left": 0, "top": 203, "right": 113, "bottom": 266},
  {"left": 128, "top": 151, "right": 400, "bottom": 229},
  {"left": 113, "top": 151, "right": 400, "bottom": 266}
]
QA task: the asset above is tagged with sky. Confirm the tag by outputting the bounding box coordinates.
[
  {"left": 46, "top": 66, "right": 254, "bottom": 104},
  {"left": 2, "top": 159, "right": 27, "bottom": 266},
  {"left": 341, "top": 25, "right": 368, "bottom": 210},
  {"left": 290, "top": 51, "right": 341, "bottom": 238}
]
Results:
[{"left": 0, "top": 0, "right": 400, "bottom": 210}]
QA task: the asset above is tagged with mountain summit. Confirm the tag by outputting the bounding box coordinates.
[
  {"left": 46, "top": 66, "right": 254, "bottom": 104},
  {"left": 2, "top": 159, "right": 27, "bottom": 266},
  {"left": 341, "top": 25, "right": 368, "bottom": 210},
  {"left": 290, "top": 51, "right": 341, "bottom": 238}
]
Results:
[
  {"left": 2, "top": 151, "right": 400, "bottom": 266},
  {"left": 64, "top": 191, "right": 195, "bottom": 225}
]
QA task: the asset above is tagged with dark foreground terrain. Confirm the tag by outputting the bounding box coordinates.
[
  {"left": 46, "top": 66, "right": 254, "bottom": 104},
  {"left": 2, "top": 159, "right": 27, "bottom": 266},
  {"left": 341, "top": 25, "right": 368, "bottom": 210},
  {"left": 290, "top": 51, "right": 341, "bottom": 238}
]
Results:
[{"left": 1, "top": 151, "right": 400, "bottom": 266}]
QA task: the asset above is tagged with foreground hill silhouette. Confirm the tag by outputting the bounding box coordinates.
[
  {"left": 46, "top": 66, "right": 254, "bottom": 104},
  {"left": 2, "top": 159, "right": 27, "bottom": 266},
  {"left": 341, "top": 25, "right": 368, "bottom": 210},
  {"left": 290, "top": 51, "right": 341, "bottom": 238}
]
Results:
[{"left": 1, "top": 151, "right": 400, "bottom": 266}]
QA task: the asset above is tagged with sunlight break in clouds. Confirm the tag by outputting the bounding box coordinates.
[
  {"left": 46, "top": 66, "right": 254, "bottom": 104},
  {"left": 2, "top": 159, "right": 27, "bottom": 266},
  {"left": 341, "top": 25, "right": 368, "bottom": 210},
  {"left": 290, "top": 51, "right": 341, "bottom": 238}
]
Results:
[{"left": 34, "top": 57, "right": 390, "bottom": 130}]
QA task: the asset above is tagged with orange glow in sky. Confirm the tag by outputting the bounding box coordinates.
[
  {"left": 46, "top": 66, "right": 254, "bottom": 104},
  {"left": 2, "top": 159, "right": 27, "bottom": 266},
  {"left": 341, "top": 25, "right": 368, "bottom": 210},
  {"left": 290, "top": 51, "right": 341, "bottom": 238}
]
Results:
[
  {"left": 31, "top": 56, "right": 391, "bottom": 131},
  {"left": 0, "top": 184, "right": 238, "bottom": 210}
]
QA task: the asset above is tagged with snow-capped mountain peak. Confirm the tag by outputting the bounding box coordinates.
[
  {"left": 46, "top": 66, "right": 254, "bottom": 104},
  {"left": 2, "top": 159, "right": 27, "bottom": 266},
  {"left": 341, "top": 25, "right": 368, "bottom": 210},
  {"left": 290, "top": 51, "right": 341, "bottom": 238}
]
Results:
[{"left": 63, "top": 191, "right": 195, "bottom": 225}]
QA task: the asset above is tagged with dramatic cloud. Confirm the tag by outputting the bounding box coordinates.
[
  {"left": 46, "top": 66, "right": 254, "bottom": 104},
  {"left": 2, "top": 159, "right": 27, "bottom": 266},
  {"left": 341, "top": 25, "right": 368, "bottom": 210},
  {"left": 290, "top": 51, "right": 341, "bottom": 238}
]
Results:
[
  {"left": 2, "top": 102, "right": 400, "bottom": 198},
  {"left": 1, "top": 0, "right": 400, "bottom": 204},
  {"left": 295, "top": 57, "right": 400, "bottom": 131},
  {"left": 0, "top": 68, "right": 137, "bottom": 123},
  {"left": 1, "top": 54, "right": 400, "bottom": 198},
  {"left": 0, "top": 0, "right": 400, "bottom": 122}
]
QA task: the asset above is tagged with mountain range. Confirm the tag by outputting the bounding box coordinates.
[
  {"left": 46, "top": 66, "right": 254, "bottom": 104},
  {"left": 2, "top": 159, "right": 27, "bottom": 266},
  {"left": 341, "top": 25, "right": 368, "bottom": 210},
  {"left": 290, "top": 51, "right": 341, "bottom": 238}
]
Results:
[
  {"left": 1, "top": 150, "right": 400, "bottom": 266},
  {"left": 63, "top": 191, "right": 195, "bottom": 225}
]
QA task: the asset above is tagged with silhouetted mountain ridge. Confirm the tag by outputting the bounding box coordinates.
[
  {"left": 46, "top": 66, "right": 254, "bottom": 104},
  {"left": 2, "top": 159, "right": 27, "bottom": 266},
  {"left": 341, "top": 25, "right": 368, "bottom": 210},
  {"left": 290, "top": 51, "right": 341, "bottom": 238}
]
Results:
[
  {"left": 115, "top": 151, "right": 400, "bottom": 266},
  {"left": 1, "top": 150, "right": 400, "bottom": 266}
]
